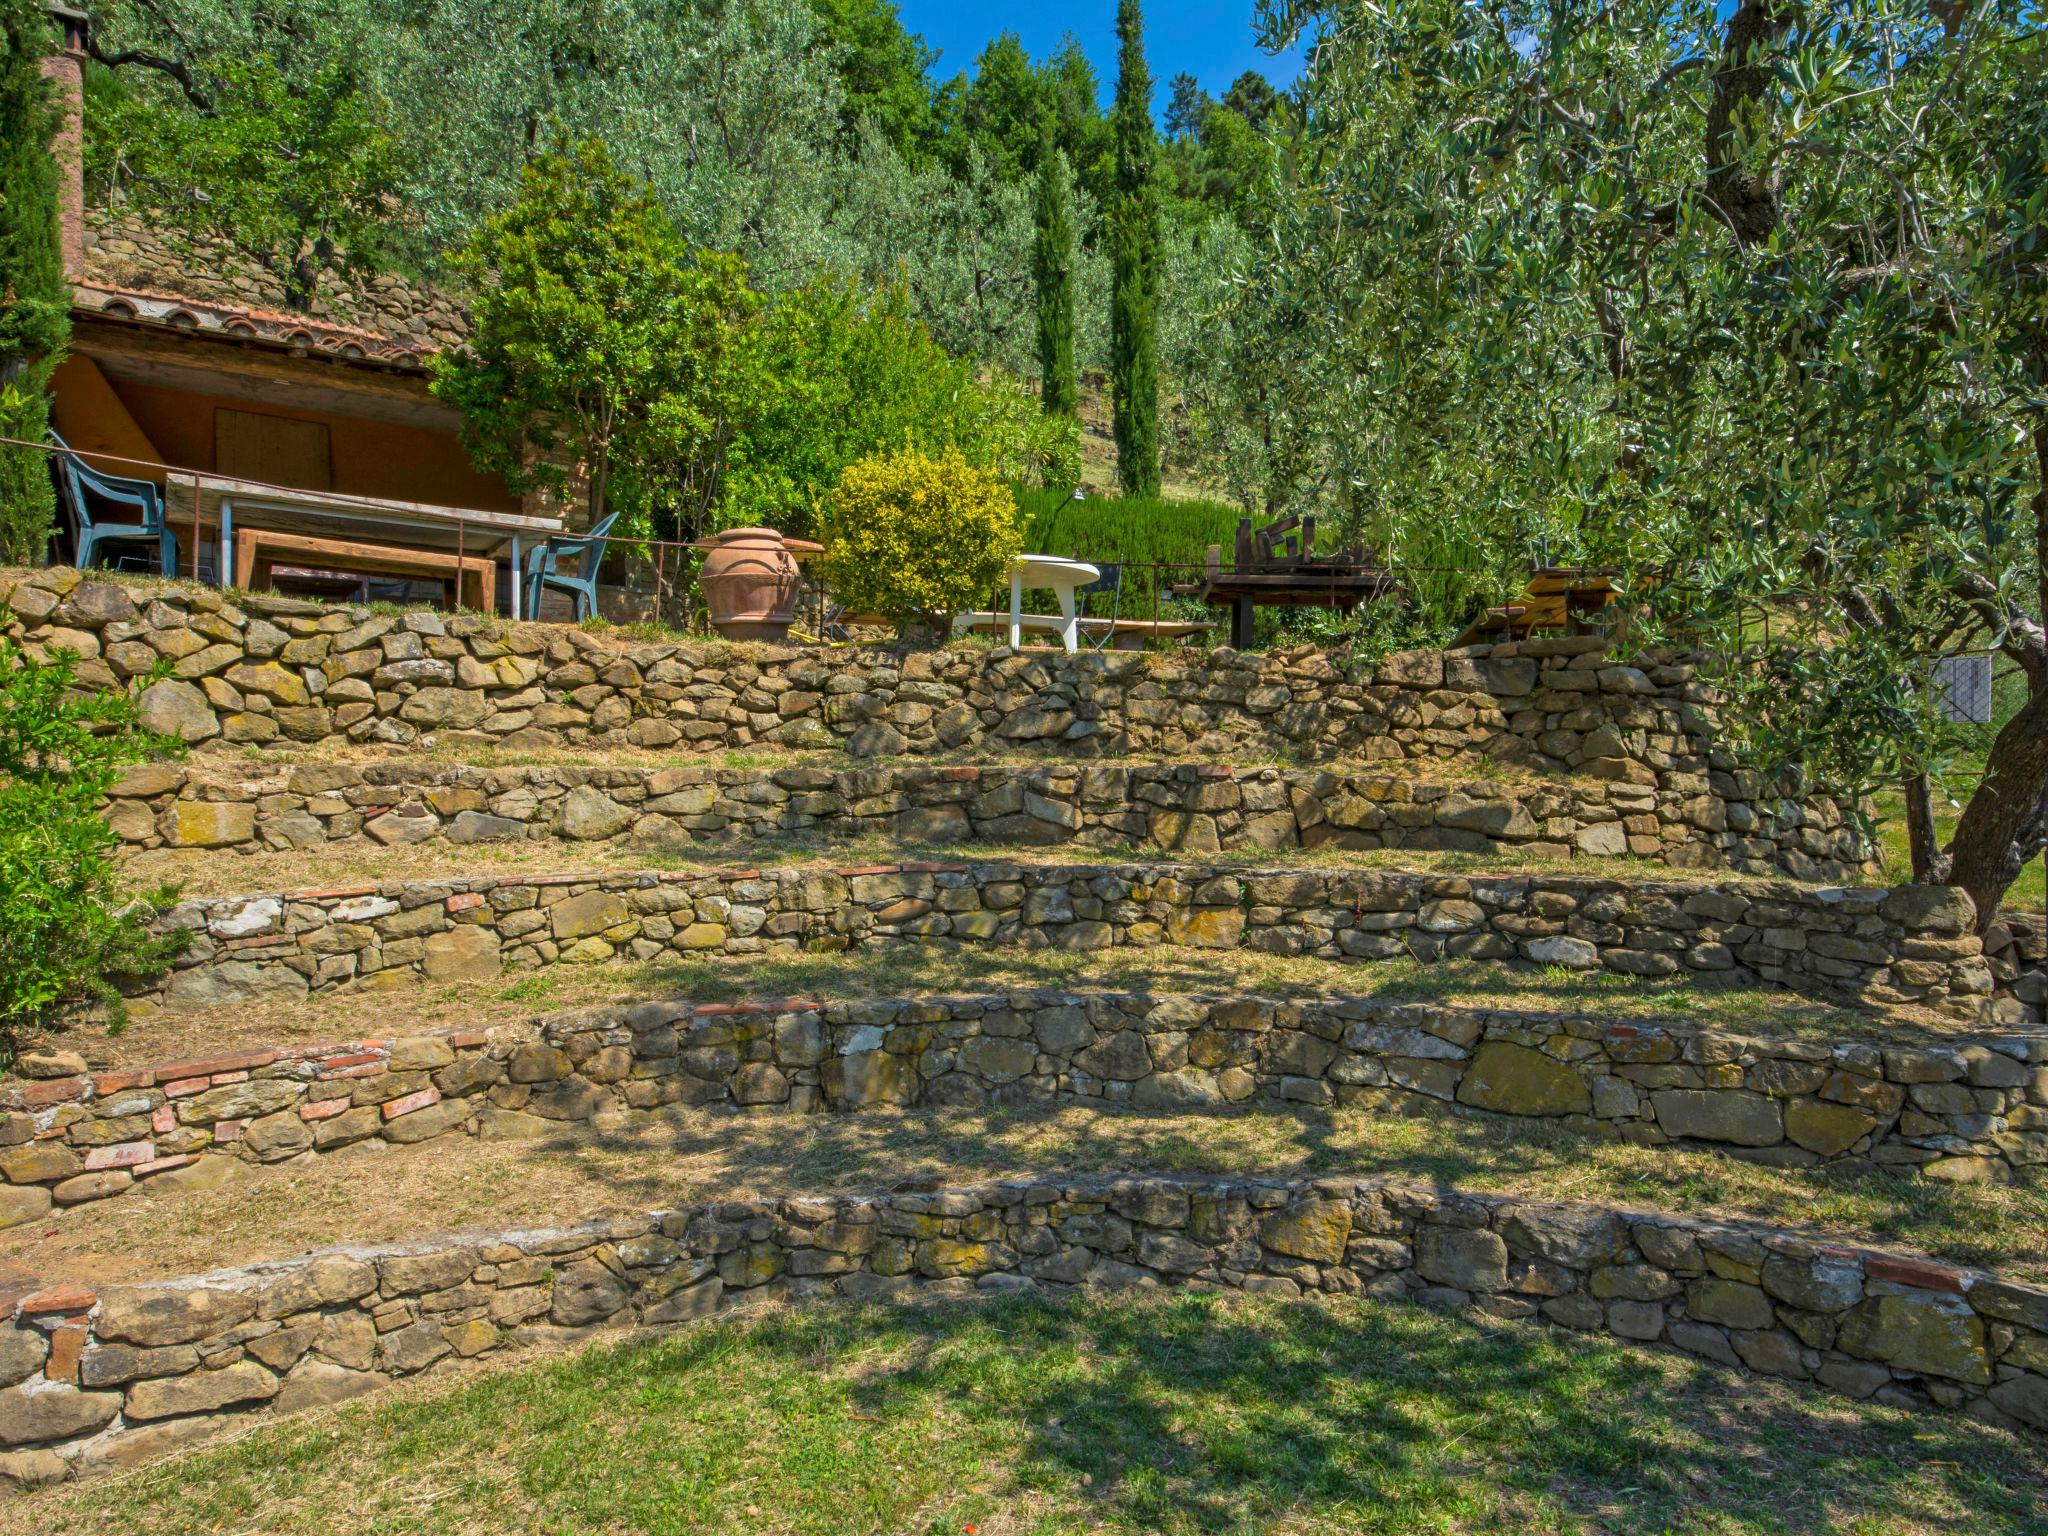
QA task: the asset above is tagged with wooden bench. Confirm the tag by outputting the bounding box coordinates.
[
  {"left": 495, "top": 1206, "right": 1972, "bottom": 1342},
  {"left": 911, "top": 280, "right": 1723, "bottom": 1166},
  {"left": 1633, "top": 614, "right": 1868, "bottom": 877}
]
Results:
[
  {"left": 950, "top": 611, "right": 1215, "bottom": 650},
  {"left": 235, "top": 529, "right": 496, "bottom": 611},
  {"left": 1450, "top": 568, "right": 1627, "bottom": 647}
]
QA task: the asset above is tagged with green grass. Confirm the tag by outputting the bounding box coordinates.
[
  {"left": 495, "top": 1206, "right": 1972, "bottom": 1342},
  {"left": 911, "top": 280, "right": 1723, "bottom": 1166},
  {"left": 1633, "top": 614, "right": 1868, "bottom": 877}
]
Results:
[
  {"left": 1872, "top": 775, "right": 2046, "bottom": 917},
  {"left": 36, "top": 1290, "right": 2048, "bottom": 1534}
]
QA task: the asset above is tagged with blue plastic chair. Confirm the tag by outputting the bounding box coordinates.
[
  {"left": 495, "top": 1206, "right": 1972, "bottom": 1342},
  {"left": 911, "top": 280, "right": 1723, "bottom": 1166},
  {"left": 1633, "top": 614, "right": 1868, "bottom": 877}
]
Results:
[
  {"left": 522, "top": 510, "right": 618, "bottom": 621},
  {"left": 49, "top": 429, "right": 177, "bottom": 577}
]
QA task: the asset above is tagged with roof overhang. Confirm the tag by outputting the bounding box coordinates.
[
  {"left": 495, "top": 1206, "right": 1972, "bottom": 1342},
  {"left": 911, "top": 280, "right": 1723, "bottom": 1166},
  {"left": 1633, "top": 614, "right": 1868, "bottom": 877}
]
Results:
[{"left": 71, "top": 281, "right": 436, "bottom": 377}]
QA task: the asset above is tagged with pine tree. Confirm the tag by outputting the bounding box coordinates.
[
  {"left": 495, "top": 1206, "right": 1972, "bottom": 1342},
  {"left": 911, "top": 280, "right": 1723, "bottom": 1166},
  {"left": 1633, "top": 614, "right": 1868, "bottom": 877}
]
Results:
[
  {"left": 1032, "top": 138, "right": 1078, "bottom": 421},
  {"left": 0, "top": 0, "right": 69, "bottom": 564},
  {"left": 1108, "top": 0, "right": 1159, "bottom": 497}
]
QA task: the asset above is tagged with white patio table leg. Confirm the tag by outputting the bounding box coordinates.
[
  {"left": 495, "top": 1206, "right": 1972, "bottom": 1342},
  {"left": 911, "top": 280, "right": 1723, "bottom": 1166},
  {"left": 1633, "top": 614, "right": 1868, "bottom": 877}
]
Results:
[
  {"left": 1010, "top": 569, "right": 1025, "bottom": 649},
  {"left": 1056, "top": 582, "right": 1080, "bottom": 654},
  {"left": 219, "top": 500, "right": 233, "bottom": 591},
  {"left": 510, "top": 537, "right": 523, "bottom": 620}
]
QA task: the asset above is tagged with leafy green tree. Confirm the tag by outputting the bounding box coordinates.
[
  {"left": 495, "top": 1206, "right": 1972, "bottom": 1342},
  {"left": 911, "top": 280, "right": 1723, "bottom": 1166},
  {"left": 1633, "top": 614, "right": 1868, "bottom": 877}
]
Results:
[
  {"left": 957, "top": 32, "right": 1047, "bottom": 182},
  {"left": 722, "top": 274, "right": 1059, "bottom": 537},
  {"left": 938, "top": 31, "right": 1110, "bottom": 206},
  {"left": 1251, "top": 0, "right": 2048, "bottom": 924},
  {"left": 433, "top": 137, "right": 761, "bottom": 537},
  {"left": 1220, "top": 69, "right": 1278, "bottom": 127},
  {"left": 1038, "top": 37, "right": 1114, "bottom": 206},
  {"left": 80, "top": 0, "right": 405, "bottom": 310},
  {"left": 1170, "top": 90, "right": 1276, "bottom": 217},
  {"left": 1033, "top": 139, "right": 1079, "bottom": 424},
  {"left": 97, "top": 52, "right": 402, "bottom": 310},
  {"left": 87, "top": 0, "right": 849, "bottom": 286},
  {"left": 0, "top": 0, "right": 68, "bottom": 565},
  {"left": 0, "top": 635, "right": 186, "bottom": 1048},
  {"left": 1109, "top": 0, "right": 1160, "bottom": 497},
  {"left": 805, "top": 0, "right": 936, "bottom": 157},
  {"left": 822, "top": 126, "right": 1054, "bottom": 371},
  {"left": 1164, "top": 72, "right": 1210, "bottom": 141}
]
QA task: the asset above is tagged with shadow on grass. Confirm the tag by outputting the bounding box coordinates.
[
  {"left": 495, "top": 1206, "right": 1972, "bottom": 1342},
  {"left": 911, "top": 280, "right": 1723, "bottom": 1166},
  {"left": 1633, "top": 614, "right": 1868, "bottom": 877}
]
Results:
[
  {"left": 589, "top": 944, "right": 1869, "bottom": 1036},
  {"left": 51, "top": 1289, "right": 2048, "bottom": 1534},
  {"left": 526, "top": 1089, "right": 2046, "bottom": 1281}
]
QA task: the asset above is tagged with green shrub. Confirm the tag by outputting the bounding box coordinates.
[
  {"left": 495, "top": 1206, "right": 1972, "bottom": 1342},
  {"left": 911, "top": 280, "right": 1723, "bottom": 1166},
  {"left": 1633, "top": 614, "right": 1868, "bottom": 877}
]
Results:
[
  {"left": 0, "top": 637, "right": 187, "bottom": 1052},
  {"left": 721, "top": 278, "right": 1057, "bottom": 543},
  {"left": 817, "top": 449, "right": 1023, "bottom": 634},
  {"left": 1015, "top": 488, "right": 1246, "bottom": 614}
]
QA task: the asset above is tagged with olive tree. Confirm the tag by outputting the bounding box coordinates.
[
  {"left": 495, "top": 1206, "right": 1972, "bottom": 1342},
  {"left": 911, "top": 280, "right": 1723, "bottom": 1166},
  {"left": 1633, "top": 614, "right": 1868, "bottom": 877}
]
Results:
[{"left": 1254, "top": 0, "right": 2047, "bottom": 925}]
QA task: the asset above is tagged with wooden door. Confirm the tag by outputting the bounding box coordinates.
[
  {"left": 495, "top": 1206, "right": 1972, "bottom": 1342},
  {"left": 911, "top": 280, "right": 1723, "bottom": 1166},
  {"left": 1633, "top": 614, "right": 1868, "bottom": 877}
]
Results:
[{"left": 214, "top": 409, "right": 332, "bottom": 491}]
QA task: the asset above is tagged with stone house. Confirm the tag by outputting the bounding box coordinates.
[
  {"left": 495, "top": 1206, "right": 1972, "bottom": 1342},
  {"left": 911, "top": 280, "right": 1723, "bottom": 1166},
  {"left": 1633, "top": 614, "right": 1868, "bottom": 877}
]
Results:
[{"left": 33, "top": 7, "right": 550, "bottom": 602}]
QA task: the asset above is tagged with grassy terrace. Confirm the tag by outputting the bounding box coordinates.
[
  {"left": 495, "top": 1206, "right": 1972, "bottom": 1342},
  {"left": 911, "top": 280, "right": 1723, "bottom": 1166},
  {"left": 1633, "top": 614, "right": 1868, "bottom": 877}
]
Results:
[
  {"left": 37, "top": 948, "right": 1956, "bottom": 1075},
  {"left": 10, "top": 1093, "right": 2043, "bottom": 1290},
  {"left": 119, "top": 816, "right": 1747, "bottom": 901},
  {"left": 26, "top": 1287, "right": 2048, "bottom": 1535}
]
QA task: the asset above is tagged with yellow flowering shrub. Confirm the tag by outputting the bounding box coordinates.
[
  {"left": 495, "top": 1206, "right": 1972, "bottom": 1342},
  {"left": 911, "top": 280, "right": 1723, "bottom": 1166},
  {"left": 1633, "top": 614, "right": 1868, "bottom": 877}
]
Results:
[{"left": 817, "top": 449, "right": 1023, "bottom": 632}]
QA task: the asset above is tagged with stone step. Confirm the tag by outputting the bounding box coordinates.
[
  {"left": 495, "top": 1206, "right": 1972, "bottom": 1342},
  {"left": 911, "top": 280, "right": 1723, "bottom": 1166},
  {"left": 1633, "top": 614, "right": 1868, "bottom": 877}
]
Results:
[
  {"left": 108, "top": 755, "right": 1870, "bottom": 883},
  {"left": 146, "top": 860, "right": 2011, "bottom": 1021},
  {"left": 7, "top": 992, "right": 2043, "bottom": 1239},
  {"left": 2, "top": 1168, "right": 2042, "bottom": 1484}
]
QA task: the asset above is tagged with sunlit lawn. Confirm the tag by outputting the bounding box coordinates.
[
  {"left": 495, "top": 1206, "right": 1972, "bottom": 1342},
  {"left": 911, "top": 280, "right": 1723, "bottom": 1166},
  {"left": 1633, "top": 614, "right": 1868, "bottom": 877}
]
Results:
[{"left": 32, "top": 1290, "right": 2048, "bottom": 1535}]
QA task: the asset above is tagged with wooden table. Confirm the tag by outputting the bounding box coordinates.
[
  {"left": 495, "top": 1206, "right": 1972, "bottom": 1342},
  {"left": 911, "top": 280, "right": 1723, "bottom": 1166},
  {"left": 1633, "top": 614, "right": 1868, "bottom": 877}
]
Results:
[
  {"left": 165, "top": 472, "right": 563, "bottom": 616},
  {"left": 1188, "top": 515, "right": 1396, "bottom": 648},
  {"left": 235, "top": 529, "right": 496, "bottom": 611}
]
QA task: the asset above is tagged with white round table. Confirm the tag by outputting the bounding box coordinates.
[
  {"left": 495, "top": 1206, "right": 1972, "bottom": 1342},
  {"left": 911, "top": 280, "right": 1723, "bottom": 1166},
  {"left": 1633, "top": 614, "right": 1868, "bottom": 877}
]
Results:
[{"left": 1008, "top": 554, "right": 1101, "bottom": 654}]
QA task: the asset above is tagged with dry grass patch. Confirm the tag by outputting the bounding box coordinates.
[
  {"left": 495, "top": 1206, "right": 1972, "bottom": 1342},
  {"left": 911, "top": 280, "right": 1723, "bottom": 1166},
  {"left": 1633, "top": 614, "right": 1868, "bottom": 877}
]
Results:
[
  {"left": 31, "top": 949, "right": 1942, "bottom": 1076},
  {"left": 7, "top": 1095, "right": 2042, "bottom": 1289},
  {"left": 114, "top": 822, "right": 1722, "bottom": 902}
]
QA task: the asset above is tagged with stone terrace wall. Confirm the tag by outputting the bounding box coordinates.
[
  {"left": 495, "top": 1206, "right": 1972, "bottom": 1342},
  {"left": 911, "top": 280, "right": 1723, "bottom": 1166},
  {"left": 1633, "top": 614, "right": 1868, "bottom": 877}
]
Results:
[
  {"left": 2, "top": 1172, "right": 2044, "bottom": 1483},
  {"left": 6, "top": 994, "right": 2042, "bottom": 1235},
  {"left": 109, "top": 758, "right": 1869, "bottom": 881},
  {"left": 6, "top": 569, "right": 1866, "bottom": 878},
  {"left": 149, "top": 863, "right": 2006, "bottom": 1020}
]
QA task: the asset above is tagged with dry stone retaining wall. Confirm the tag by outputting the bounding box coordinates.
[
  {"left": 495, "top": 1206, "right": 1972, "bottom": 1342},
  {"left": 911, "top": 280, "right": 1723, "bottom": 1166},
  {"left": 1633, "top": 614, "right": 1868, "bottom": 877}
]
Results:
[
  {"left": 108, "top": 756, "right": 1867, "bottom": 880},
  {"left": 82, "top": 208, "right": 469, "bottom": 353},
  {"left": 6, "top": 568, "right": 1867, "bottom": 878},
  {"left": 147, "top": 862, "right": 2008, "bottom": 1020},
  {"left": 6, "top": 993, "right": 2043, "bottom": 1236},
  {"left": 2, "top": 1171, "right": 2045, "bottom": 1485}
]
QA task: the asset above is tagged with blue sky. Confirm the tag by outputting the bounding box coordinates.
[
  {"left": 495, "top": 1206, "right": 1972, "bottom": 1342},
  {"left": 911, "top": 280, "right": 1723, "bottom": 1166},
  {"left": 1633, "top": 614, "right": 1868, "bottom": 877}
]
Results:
[{"left": 894, "top": 1, "right": 1307, "bottom": 107}]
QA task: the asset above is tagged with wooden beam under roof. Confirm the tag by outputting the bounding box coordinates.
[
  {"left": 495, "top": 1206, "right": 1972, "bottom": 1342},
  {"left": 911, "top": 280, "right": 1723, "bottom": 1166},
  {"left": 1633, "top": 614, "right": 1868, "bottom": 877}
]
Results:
[{"left": 70, "top": 315, "right": 460, "bottom": 432}]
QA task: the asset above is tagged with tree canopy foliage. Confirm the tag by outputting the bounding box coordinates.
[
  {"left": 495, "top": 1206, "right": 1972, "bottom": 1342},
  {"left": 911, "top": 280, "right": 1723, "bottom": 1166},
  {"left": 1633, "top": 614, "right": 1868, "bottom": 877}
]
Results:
[
  {"left": 1231, "top": 0, "right": 2046, "bottom": 923},
  {"left": 435, "top": 138, "right": 1060, "bottom": 553},
  {"left": 431, "top": 137, "right": 762, "bottom": 536},
  {"left": 0, "top": 0, "right": 69, "bottom": 564},
  {"left": 1110, "top": 0, "right": 1161, "bottom": 497},
  {"left": 75, "top": 0, "right": 1282, "bottom": 389}
]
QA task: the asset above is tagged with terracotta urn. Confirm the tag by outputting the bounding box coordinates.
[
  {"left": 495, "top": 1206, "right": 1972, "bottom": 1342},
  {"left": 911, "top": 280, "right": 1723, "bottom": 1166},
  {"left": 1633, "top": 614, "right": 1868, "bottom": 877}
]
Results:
[{"left": 693, "top": 527, "right": 802, "bottom": 641}]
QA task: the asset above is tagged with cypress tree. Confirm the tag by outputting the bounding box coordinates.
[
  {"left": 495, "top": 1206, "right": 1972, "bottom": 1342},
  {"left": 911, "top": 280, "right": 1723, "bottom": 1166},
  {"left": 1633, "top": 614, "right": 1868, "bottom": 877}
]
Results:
[
  {"left": 0, "top": 0, "right": 68, "bottom": 564},
  {"left": 1032, "top": 137, "right": 1078, "bottom": 421},
  {"left": 1109, "top": 0, "right": 1159, "bottom": 498}
]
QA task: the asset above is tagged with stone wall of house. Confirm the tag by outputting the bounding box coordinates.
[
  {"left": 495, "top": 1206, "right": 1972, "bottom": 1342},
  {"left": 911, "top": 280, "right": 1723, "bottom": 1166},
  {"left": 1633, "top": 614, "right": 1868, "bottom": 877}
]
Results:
[
  {"left": 1, "top": 1170, "right": 2043, "bottom": 1483},
  {"left": 146, "top": 862, "right": 2007, "bottom": 1020},
  {"left": 107, "top": 758, "right": 1870, "bottom": 880},
  {"left": 80, "top": 209, "right": 469, "bottom": 353},
  {"left": 6, "top": 992, "right": 2043, "bottom": 1235},
  {"left": 4, "top": 569, "right": 1870, "bottom": 879}
]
